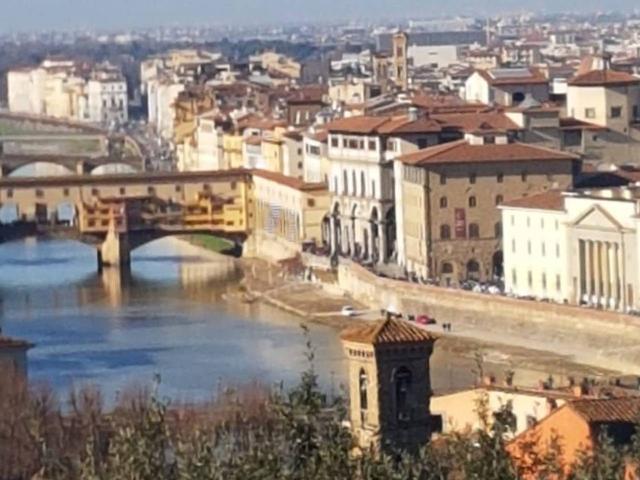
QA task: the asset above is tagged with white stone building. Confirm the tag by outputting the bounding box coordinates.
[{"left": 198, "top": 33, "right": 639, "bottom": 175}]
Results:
[
  {"left": 501, "top": 187, "right": 640, "bottom": 312},
  {"left": 87, "top": 67, "right": 128, "bottom": 125},
  {"left": 326, "top": 111, "right": 442, "bottom": 265}
]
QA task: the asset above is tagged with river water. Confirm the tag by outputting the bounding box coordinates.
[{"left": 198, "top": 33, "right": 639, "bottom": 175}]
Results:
[
  {"left": 0, "top": 237, "right": 612, "bottom": 407},
  {"left": 0, "top": 238, "right": 348, "bottom": 404}
]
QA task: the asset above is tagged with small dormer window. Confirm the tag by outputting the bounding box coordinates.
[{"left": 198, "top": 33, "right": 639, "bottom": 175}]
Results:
[{"left": 485, "top": 135, "right": 496, "bottom": 144}]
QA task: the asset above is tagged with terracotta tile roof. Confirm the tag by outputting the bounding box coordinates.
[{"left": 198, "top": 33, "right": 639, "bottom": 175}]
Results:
[
  {"left": 326, "top": 115, "right": 442, "bottom": 135},
  {"left": 398, "top": 140, "right": 578, "bottom": 166},
  {"left": 570, "top": 397, "right": 640, "bottom": 424},
  {"left": 304, "top": 129, "right": 328, "bottom": 143},
  {"left": 568, "top": 69, "right": 640, "bottom": 87},
  {"left": 325, "top": 116, "right": 392, "bottom": 134},
  {"left": 0, "top": 337, "right": 33, "bottom": 349},
  {"left": 432, "top": 112, "right": 520, "bottom": 133},
  {"left": 559, "top": 117, "right": 607, "bottom": 131},
  {"left": 500, "top": 190, "right": 566, "bottom": 211},
  {"left": 251, "top": 169, "right": 327, "bottom": 192},
  {"left": 340, "top": 319, "right": 437, "bottom": 346}
]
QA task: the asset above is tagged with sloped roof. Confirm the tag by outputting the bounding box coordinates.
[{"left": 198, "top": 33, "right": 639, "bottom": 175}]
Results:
[
  {"left": 475, "top": 68, "right": 548, "bottom": 86},
  {"left": 501, "top": 190, "right": 566, "bottom": 212},
  {"left": 340, "top": 319, "right": 437, "bottom": 346},
  {"left": 326, "top": 115, "right": 442, "bottom": 135},
  {"left": 251, "top": 169, "right": 327, "bottom": 192},
  {"left": 568, "top": 69, "right": 640, "bottom": 87},
  {"left": 431, "top": 112, "right": 520, "bottom": 133},
  {"left": 570, "top": 397, "right": 640, "bottom": 424},
  {"left": 398, "top": 140, "right": 578, "bottom": 166}
]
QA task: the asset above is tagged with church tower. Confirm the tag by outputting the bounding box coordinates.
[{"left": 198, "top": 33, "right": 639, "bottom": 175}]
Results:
[
  {"left": 340, "top": 318, "right": 437, "bottom": 453},
  {"left": 392, "top": 32, "right": 409, "bottom": 91}
]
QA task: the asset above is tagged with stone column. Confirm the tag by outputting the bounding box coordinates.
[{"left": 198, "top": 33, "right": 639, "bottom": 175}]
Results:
[
  {"left": 618, "top": 242, "right": 626, "bottom": 311},
  {"left": 584, "top": 240, "right": 592, "bottom": 304},
  {"left": 613, "top": 243, "right": 621, "bottom": 310},
  {"left": 608, "top": 243, "right": 617, "bottom": 309},
  {"left": 593, "top": 241, "right": 602, "bottom": 306},
  {"left": 330, "top": 216, "right": 337, "bottom": 255},
  {"left": 603, "top": 242, "right": 611, "bottom": 309},
  {"left": 378, "top": 222, "right": 387, "bottom": 266}
]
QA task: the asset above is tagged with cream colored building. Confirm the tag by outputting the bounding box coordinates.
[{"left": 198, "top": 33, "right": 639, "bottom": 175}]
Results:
[
  {"left": 7, "top": 60, "right": 127, "bottom": 125},
  {"left": 303, "top": 129, "right": 329, "bottom": 184},
  {"left": 250, "top": 51, "right": 301, "bottom": 80},
  {"left": 566, "top": 69, "right": 640, "bottom": 134},
  {"left": 501, "top": 187, "right": 640, "bottom": 312},
  {"left": 252, "top": 169, "right": 330, "bottom": 258},
  {"left": 431, "top": 385, "right": 571, "bottom": 437},
  {"left": 176, "top": 111, "right": 226, "bottom": 171},
  {"left": 463, "top": 68, "right": 550, "bottom": 106}
]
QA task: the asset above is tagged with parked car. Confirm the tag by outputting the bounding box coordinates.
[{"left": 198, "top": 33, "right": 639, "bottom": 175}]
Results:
[
  {"left": 416, "top": 315, "right": 436, "bottom": 325},
  {"left": 341, "top": 306, "right": 357, "bottom": 317}
]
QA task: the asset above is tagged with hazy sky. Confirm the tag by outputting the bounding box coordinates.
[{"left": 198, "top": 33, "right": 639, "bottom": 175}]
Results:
[{"left": 1, "top": 0, "right": 638, "bottom": 32}]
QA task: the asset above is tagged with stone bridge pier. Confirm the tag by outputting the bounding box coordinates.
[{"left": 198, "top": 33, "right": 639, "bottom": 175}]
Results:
[{"left": 97, "top": 226, "right": 131, "bottom": 269}]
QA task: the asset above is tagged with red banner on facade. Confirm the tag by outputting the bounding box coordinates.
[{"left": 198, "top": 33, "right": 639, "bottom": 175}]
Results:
[{"left": 454, "top": 208, "right": 466, "bottom": 239}]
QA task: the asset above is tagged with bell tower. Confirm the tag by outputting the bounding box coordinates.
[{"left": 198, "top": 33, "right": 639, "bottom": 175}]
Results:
[
  {"left": 341, "top": 318, "right": 437, "bottom": 453},
  {"left": 392, "top": 31, "right": 409, "bottom": 91}
]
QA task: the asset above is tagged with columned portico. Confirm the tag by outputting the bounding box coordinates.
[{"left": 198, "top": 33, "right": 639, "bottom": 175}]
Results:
[{"left": 579, "top": 238, "right": 626, "bottom": 311}]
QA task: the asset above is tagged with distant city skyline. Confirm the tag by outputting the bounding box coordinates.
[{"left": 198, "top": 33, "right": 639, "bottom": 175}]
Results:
[{"left": 1, "top": 0, "right": 640, "bottom": 33}]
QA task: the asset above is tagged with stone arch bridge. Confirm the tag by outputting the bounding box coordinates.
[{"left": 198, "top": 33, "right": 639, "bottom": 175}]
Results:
[{"left": 0, "top": 170, "right": 254, "bottom": 268}]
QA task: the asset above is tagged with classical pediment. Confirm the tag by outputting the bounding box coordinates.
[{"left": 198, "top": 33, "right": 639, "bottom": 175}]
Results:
[{"left": 570, "top": 204, "right": 625, "bottom": 232}]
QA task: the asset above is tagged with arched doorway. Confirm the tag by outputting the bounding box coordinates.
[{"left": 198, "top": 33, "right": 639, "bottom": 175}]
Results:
[
  {"left": 492, "top": 250, "right": 504, "bottom": 280},
  {"left": 466, "top": 259, "right": 480, "bottom": 281},
  {"left": 351, "top": 204, "right": 360, "bottom": 259},
  {"left": 441, "top": 262, "right": 454, "bottom": 287}
]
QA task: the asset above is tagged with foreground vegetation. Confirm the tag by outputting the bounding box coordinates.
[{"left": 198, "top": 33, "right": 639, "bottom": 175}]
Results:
[{"left": 1, "top": 336, "right": 639, "bottom": 480}]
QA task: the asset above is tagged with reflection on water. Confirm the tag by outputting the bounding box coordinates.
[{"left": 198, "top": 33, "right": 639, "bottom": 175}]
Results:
[{"left": 0, "top": 238, "right": 346, "bottom": 404}]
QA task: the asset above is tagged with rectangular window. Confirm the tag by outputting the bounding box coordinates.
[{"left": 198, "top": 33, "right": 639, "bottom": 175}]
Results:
[
  {"left": 497, "top": 172, "right": 504, "bottom": 183},
  {"left": 91, "top": 188, "right": 99, "bottom": 196},
  {"left": 119, "top": 187, "right": 126, "bottom": 195},
  {"left": 386, "top": 139, "right": 396, "bottom": 151},
  {"left": 307, "top": 198, "right": 315, "bottom": 207},
  {"left": 331, "top": 137, "right": 339, "bottom": 148},
  {"left": 512, "top": 269, "right": 517, "bottom": 287},
  {"left": 35, "top": 189, "right": 44, "bottom": 198},
  {"left": 556, "top": 243, "right": 560, "bottom": 258},
  {"left": 542, "top": 273, "right": 547, "bottom": 291},
  {"left": 527, "top": 240, "right": 532, "bottom": 255},
  {"left": 440, "top": 174, "right": 446, "bottom": 185},
  {"left": 469, "top": 173, "right": 477, "bottom": 184},
  {"left": 368, "top": 140, "right": 376, "bottom": 151},
  {"left": 585, "top": 108, "right": 596, "bottom": 119},
  {"left": 611, "top": 106, "right": 622, "bottom": 118},
  {"left": 63, "top": 188, "right": 70, "bottom": 197},
  {"left": 511, "top": 215, "right": 515, "bottom": 226},
  {"left": 556, "top": 274, "right": 561, "bottom": 292},
  {"left": 528, "top": 271, "right": 533, "bottom": 288},
  {"left": 541, "top": 242, "right": 546, "bottom": 256},
  {"left": 7, "top": 189, "right": 13, "bottom": 198},
  {"left": 147, "top": 186, "right": 156, "bottom": 195},
  {"left": 175, "top": 185, "right": 182, "bottom": 193},
  {"left": 512, "top": 238, "right": 516, "bottom": 253}
]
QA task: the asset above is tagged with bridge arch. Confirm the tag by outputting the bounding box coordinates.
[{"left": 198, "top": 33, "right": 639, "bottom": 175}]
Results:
[
  {"left": 7, "top": 161, "right": 74, "bottom": 177},
  {"left": 90, "top": 163, "right": 139, "bottom": 175}
]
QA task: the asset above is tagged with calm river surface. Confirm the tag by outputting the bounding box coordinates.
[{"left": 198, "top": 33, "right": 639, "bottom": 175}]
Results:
[
  {"left": 0, "top": 238, "right": 348, "bottom": 404},
  {"left": 0, "top": 237, "right": 611, "bottom": 407}
]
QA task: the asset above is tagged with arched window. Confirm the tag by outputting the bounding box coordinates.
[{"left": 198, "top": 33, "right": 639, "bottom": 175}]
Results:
[
  {"left": 440, "top": 224, "right": 451, "bottom": 240},
  {"left": 360, "top": 171, "right": 366, "bottom": 197},
  {"left": 394, "top": 367, "right": 412, "bottom": 421},
  {"left": 352, "top": 170, "right": 357, "bottom": 196},
  {"left": 440, "top": 196, "right": 448, "bottom": 208},
  {"left": 441, "top": 262, "right": 454, "bottom": 274},
  {"left": 495, "top": 194, "right": 504, "bottom": 205},
  {"left": 343, "top": 170, "right": 348, "bottom": 194},
  {"left": 494, "top": 221, "right": 502, "bottom": 238},
  {"left": 469, "top": 223, "right": 480, "bottom": 238},
  {"left": 359, "top": 369, "right": 368, "bottom": 411},
  {"left": 333, "top": 176, "right": 338, "bottom": 193},
  {"left": 521, "top": 170, "right": 528, "bottom": 182},
  {"left": 469, "top": 196, "right": 477, "bottom": 208}
]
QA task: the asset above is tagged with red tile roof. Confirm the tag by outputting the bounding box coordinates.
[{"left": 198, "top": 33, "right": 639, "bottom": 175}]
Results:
[
  {"left": 398, "top": 140, "right": 578, "bottom": 166},
  {"left": 432, "top": 112, "right": 520, "bottom": 133},
  {"left": 340, "top": 319, "right": 437, "bottom": 346},
  {"left": 568, "top": 69, "right": 640, "bottom": 87},
  {"left": 500, "top": 190, "right": 566, "bottom": 211},
  {"left": 570, "top": 397, "right": 640, "bottom": 424},
  {"left": 326, "top": 115, "right": 442, "bottom": 135}
]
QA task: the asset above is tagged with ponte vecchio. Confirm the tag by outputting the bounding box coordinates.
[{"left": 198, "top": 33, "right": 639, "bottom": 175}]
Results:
[{"left": 0, "top": 170, "right": 254, "bottom": 268}]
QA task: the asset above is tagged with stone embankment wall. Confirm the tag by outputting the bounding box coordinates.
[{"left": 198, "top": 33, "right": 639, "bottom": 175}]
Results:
[{"left": 338, "top": 262, "right": 640, "bottom": 374}]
